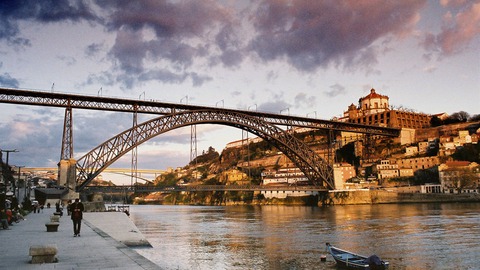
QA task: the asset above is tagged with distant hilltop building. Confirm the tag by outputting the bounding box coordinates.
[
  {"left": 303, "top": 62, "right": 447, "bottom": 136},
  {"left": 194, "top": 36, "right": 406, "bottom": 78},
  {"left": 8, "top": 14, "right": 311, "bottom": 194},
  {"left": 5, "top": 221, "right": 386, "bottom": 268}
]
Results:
[{"left": 340, "top": 88, "right": 431, "bottom": 129}]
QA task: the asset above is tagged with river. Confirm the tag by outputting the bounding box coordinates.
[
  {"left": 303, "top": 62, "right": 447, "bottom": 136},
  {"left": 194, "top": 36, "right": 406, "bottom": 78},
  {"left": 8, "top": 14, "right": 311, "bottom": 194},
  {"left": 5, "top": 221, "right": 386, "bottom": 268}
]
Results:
[{"left": 129, "top": 203, "right": 480, "bottom": 270}]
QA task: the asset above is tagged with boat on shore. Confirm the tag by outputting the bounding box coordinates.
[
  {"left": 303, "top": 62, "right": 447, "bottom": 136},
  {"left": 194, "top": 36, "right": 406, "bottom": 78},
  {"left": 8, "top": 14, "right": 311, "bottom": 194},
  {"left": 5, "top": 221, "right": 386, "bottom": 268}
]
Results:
[{"left": 326, "top": 243, "right": 389, "bottom": 270}]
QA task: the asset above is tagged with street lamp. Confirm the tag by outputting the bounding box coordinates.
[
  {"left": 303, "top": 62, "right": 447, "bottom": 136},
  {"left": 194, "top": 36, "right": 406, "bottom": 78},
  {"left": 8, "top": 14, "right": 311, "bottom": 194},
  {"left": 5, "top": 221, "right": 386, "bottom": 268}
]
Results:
[
  {"left": 180, "top": 95, "right": 188, "bottom": 104},
  {"left": 16, "top": 166, "right": 24, "bottom": 200},
  {"left": 306, "top": 111, "right": 317, "bottom": 118},
  {"left": 0, "top": 149, "right": 18, "bottom": 167},
  {"left": 0, "top": 149, "right": 18, "bottom": 194},
  {"left": 215, "top": 99, "right": 224, "bottom": 108},
  {"left": 280, "top": 108, "right": 290, "bottom": 115}
]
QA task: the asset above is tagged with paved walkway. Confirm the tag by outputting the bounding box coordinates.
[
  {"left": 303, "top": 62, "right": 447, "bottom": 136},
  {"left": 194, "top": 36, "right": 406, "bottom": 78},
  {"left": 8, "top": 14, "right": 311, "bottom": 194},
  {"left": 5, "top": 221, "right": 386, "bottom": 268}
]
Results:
[{"left": 0, "top": 207, "right": 161, "bottom": 269}]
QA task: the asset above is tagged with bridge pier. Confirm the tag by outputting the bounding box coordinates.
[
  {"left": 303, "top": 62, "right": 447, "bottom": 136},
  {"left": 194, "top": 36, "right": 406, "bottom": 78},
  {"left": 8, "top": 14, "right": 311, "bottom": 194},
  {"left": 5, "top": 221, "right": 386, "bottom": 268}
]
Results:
[{"left": 58, "top": 158, "right": 79, "bottom": 201}]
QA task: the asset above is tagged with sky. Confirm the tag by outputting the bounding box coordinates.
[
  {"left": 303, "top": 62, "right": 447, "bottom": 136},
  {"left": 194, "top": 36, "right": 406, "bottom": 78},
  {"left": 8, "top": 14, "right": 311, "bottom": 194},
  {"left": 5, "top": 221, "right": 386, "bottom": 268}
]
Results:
[{"left": 0, "top": 0, "right": 479, "bottom": 183}]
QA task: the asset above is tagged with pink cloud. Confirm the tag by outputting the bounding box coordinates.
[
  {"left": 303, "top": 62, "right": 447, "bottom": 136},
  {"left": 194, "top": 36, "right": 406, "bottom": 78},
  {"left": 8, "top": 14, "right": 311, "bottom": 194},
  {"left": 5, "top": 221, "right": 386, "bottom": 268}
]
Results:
[
  {"left": 249, "top": 0, "right": 426, "bottom": 71},
  {"left": 423, "top": 1, "right": 480, "bottom": 55}
]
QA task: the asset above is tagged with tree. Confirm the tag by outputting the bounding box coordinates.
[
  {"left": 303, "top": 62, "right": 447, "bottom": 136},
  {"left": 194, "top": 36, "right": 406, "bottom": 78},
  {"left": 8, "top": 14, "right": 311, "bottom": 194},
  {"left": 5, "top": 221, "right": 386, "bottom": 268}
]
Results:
[
  {"left": 452, "top": 144, "right": 480, "bottom": 163},
  {"left": 445, "top": 111, "right": 470, "bottom": 124},
  {"left": 430, "top": 115, "right": 443, "bottom": 127},
  {"left": 469, "top": 114, "right": 480, "bottom": 122},
  {"left": 451, "top": 168, "right": 478, "bottom": 193}
]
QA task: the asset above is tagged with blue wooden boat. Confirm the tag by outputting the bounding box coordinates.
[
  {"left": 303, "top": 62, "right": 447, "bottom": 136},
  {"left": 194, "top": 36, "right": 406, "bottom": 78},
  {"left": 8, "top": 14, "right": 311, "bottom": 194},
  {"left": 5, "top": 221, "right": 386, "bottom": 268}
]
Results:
[{"left": 326, "top": 243, "right": 389, "bottom": 270}]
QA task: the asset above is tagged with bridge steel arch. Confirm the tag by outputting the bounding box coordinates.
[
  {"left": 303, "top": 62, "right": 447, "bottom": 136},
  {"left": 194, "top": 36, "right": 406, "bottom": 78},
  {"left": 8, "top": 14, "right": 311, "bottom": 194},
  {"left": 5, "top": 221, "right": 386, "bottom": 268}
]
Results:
[{"left": 75, "top": 110, "right": 334, "bottom": 191}]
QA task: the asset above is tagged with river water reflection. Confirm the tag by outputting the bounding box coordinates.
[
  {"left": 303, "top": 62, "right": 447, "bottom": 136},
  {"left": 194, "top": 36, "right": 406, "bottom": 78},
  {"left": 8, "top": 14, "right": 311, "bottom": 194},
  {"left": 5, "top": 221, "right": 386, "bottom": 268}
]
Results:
[{"left": 130, "top": 203, "right": 480, "bottom": 270}]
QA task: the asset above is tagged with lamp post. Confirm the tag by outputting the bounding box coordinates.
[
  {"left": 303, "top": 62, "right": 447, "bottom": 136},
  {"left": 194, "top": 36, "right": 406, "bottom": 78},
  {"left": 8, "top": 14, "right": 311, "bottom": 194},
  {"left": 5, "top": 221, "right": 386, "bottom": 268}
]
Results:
[
  {"left": 0, "top": 149, "right": 18, "bottom": 167},
  {"left": 0, "top": 149, "right": 18, "bottom": 194},
  {"left": 180, "top": 95, "right": 188, "bottom": 104},
  {"left": 16, "top": 166, "right": 24, "bottom": 201},
  {"left": 215, "top": 99, "right": 224, "bottom": 108},
  {"left": 279, "top": 108, "right": 290, "bottom": 115},
  {"left": 306, "top": 111, "right": 317, "bottom": 118}
]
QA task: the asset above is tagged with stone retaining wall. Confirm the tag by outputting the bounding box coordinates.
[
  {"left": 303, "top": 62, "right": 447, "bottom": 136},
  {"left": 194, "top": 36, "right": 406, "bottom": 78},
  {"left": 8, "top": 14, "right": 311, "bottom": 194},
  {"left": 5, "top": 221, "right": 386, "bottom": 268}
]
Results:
[{"left": 323, "top": 190, "right": 480, "bottom": 205}]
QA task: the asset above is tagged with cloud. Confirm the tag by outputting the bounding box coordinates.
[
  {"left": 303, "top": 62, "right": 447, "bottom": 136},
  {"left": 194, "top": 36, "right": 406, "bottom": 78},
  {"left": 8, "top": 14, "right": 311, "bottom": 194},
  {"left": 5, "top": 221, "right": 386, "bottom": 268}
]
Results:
[
  {"left": 85, "top": 42, "right": 105, "bottom": 57},
  {"left": 294, "top": 93, "right": 316, "bottom": 109},
  {"left": 0, "top": 0, "right": 98, "bottom": 46},
  {"left": 57, "top": 55, "right": 77, "bottom": 66},
  {"left": 0, "top": 72, "right": 19, "bottom": 88},
  {"left": 423, "top": 65, "right": 437, "bottom": 73},
  {"left": 248, "top": 0, "right": 426, "bottom": 72},
  {"left": 0, "top": 109, "right": 63, "bottom": 167},
  {"left": 95, "top": 0, "right": 240, "bottom": 88},
  {"left": 1, "top": 1, "right": 436, "bottom": 89},
  {"left": 422, "top": 1, "right": 480, "bottom": 55},
  {"left": 258, "top": 100, "right": 291, "bottom": 114},
  {"left": 0, "top": 108, "right": 197, "bottom": 169},
  {"left": 324, "top": 84, "right": 346, "bottom": 98}
]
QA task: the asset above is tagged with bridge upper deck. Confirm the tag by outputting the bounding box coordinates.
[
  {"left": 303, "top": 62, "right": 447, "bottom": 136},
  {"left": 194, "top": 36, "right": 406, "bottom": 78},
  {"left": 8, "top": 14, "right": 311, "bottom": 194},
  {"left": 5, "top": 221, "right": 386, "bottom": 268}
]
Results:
[{"left": 0, "top": 87, "right": 399, "bottom": 136}]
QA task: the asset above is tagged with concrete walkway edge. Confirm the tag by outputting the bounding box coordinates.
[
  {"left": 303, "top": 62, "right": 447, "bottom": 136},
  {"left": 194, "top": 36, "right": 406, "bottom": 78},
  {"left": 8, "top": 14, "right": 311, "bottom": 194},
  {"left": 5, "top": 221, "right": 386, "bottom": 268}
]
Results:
[{"left": 0, "top": 208, "right": 161, "bottom": 270}]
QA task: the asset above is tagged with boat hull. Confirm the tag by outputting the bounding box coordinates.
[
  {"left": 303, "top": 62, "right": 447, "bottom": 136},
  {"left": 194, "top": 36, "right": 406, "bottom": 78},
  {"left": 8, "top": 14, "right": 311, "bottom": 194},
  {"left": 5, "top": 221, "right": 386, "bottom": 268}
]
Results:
[{"left": 326, "top": 243, "right": 388, "bottom": 270}]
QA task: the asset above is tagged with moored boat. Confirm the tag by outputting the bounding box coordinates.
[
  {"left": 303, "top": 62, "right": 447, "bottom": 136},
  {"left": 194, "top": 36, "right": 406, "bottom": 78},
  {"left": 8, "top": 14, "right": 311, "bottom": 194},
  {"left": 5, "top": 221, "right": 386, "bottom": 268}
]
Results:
[{"left": 326, "top": 243, "right": 389, "bottom": 270}]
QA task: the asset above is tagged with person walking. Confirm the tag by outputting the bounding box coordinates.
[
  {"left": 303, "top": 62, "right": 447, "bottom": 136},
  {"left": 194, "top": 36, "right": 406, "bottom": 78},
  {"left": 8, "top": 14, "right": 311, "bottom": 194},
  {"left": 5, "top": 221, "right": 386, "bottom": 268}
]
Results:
[{"left": 69, "top": 198, "right": 84, "bottom": 237}]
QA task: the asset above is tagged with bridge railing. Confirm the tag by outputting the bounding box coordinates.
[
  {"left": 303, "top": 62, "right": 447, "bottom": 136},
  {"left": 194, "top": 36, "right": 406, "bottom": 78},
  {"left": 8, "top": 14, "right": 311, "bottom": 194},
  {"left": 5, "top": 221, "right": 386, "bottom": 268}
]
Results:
[{"left": 83, "top": 185, "right": 328, "bottom": 193}]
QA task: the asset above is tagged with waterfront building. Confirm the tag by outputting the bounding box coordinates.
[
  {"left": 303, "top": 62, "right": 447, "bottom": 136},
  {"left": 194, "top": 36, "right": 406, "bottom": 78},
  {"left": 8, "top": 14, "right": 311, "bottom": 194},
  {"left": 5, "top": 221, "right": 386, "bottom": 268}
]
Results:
[
  {"left": 420, "top": 183, "right": 442, "bottom": 193},
  {"left": 438, "top": 161, "right": 480, "bottom": 193},
  {"left": 333, "top": 163, "right": 356, "bottom": 189},
  {"left": 260, "top": 167, "right": 318, "bottom": 199},
  {"left": 221, "top": 168, "right": 248, "bottom": 185},
  {"left": 396, "top": 156, "right": 440, "bottom": 172},
  {"left": 374, "top": 160, "right": 400, "bottom": 181}
]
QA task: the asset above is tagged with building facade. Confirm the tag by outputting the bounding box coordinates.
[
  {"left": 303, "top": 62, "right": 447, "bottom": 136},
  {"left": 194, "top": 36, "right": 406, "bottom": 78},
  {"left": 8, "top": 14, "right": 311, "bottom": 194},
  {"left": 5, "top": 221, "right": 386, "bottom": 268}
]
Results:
[
  {"left": 438, "top": 161, "right": 480, "bottom": 193},
  {"left": 260, "top": 167, "right": 318, "bottom": 199},
  {"left": 341, "top": 88, "right": 431, "bottom": 129}
]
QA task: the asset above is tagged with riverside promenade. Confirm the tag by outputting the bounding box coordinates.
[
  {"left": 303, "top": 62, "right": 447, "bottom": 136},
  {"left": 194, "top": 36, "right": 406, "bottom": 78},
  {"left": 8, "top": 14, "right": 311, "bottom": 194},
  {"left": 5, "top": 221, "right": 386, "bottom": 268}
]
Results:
[{"left": 0, "top": 207, "right": 161, "bottom": 269}]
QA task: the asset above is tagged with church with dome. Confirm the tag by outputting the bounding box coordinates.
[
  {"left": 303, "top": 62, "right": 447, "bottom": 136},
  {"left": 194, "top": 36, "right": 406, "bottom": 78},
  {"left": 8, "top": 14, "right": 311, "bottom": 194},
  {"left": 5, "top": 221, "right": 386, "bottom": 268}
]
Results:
[{"left": 341, "top": 88, "right": 431, "bottom": 129}]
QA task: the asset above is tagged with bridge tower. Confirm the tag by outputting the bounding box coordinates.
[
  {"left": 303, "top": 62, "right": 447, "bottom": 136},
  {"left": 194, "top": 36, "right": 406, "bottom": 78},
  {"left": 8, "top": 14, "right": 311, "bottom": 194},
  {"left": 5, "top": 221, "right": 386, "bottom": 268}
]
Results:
[
  {"left": 190, "top": 125, "right": 197, "bottom": 164},
  {"left": 58, "top": 107, "right": 79, "bottom": 201},
  {"left": 131, "top": 108, "right": 138, "bottom": 186}
]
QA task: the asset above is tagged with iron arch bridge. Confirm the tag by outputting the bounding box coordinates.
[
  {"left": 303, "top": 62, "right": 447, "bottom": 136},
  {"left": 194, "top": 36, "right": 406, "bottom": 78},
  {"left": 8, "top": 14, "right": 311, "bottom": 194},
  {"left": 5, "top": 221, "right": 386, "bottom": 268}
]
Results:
[{"left": 76, "top": 109, "right": 334, "bottom": 191}]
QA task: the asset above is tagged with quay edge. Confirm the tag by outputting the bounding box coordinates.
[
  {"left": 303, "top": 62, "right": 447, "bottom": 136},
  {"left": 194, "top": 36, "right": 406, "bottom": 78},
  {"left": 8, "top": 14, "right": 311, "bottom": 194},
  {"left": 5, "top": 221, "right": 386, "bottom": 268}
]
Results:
[{"left": 318, "top": 190, "right": 480, "bottom": 206}]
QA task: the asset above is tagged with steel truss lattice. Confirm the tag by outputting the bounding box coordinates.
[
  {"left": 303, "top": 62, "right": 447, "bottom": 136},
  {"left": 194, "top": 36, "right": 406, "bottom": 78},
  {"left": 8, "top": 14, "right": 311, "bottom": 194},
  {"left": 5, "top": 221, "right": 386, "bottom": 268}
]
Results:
[{"left": 76, "top": 110, "right": 334, "bottom": 191}]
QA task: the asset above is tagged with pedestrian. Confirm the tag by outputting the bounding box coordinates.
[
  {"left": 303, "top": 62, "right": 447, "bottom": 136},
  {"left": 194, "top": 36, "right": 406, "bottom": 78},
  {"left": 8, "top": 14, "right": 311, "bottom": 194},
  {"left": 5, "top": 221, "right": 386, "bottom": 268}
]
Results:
[
  {"left": 67, "top": 200, "right": 72, "bottom": 216},
  {"left": 32, "top": 201, "right": 39, "bottom": 213},
  {"left": 0, "top": 209, "right": 9, "bottom": 229},
  {"left": 68, "top": 198, "right": 84, "bottom": 237}
]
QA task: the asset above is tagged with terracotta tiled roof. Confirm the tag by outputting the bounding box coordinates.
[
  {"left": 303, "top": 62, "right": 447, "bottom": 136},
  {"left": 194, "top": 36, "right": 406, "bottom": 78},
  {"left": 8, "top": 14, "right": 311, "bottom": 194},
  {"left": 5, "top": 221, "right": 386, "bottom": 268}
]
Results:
[{"left": 445, "top": 161, "right": 471, "bottom": 167}]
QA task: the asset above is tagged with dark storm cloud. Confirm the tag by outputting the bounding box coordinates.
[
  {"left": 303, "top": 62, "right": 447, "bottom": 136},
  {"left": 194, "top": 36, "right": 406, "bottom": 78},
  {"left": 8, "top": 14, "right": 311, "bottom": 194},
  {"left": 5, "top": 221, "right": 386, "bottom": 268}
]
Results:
[
  {"left": 0, "top": 0, "right": 98, "bottom": 44},
  {"left": 95, "top": 0, "right": 240, "bottom": 88},
  {"left": 3, "top": 0, "right": 454, "bottom": 89},
  {"left": 248, "top": 0, "right": 426, "bottom": 72}
]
